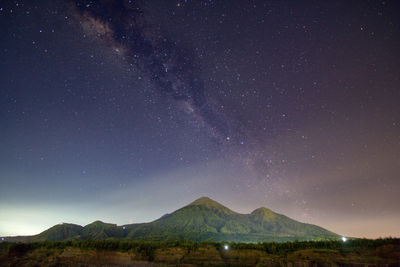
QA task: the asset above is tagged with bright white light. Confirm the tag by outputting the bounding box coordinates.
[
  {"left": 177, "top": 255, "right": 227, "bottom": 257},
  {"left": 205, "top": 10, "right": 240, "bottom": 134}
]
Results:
[
  {"left": 342, "top": 236, "right": 347, "bottom": 242},
  {"left": 224, "top": 245, "right": 229, "bottom": 250}
]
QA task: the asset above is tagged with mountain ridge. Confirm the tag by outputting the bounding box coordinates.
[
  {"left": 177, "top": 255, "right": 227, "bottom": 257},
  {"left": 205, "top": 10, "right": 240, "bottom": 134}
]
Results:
[{"left": 3, "top": 197, "right": 339, "bottom": 243}]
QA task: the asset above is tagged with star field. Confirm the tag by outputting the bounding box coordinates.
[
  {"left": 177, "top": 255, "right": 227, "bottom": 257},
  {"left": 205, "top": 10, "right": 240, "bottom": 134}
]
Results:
[{"left": 0, "top": 0, "right": 399, "bottom": 238}]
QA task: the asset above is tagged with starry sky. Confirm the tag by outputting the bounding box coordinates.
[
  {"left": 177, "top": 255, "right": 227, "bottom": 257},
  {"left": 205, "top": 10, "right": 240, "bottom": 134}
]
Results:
[{"left": 1, "top": 0, "right": 400, "bottom": 239}]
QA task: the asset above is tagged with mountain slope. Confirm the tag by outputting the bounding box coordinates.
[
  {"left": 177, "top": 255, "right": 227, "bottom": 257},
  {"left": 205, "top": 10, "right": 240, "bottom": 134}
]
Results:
[
  {"left": 81, "top": 221, "right": 125, "bottom": 239},
  {"left": 35, "top": 223, "right": 83, "bottom": 241},
  {"left": 4, "top": 197, "right": 339, "bottom": 242},
  {"left": 127, "top": 197, "right": 338, "bottom": 242}
]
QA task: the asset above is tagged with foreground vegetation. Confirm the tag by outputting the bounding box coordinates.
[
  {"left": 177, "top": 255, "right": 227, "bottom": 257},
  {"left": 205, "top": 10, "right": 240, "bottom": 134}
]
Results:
[{"left": 1, "top": 238, "right": 398, "bottom": 266}]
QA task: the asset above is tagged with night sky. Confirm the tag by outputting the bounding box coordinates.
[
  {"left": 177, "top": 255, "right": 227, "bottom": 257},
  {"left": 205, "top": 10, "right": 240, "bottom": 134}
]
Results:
[{"left": 1, "top": 0, "right": 399, "bottom": 239}]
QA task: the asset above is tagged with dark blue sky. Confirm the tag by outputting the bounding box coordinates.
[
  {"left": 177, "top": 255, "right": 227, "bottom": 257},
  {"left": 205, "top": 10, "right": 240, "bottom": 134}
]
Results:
[{"left": 1, "top": 0, "right": 399, "bottom": 238}]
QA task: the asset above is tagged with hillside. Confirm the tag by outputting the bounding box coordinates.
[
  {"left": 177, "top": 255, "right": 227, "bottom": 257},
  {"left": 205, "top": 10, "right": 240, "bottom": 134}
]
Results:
[{"left": 3, "top": 197, "right": 339, "bottom": 242}]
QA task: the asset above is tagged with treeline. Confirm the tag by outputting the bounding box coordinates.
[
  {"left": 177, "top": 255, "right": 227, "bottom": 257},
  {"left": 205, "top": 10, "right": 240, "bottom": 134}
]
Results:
[
  {"left": 1, "top": 238, "right": 398, "bottom": 259},
  {"left": 231, "top": 238, "right": 400, "bottom": 255}
]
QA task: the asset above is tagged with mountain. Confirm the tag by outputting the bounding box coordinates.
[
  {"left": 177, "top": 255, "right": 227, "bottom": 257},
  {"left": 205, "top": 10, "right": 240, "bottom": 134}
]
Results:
[
  {"left": 81, "top": 221, "right": 125, "bottom": 239},
  {"left": 3, "top": 197, "right": 339, "bottom": 242},
  {"left": 35, "top": 223, "right": 83, "bottom": 241}
]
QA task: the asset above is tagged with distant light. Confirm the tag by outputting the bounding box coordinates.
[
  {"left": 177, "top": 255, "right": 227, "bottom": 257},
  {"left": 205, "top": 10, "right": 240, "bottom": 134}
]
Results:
[
  {"left": 1, "top": 237, "right": 4, "bottom": 241},
  {"left": 342, "top": 236, "right": 347, "bottom": 242},
  {"left": 123, "top": 226, "right": 126, "bottom": 230},
  {"left": 224, "top": 244, "right": 229, "bottom": 250}
]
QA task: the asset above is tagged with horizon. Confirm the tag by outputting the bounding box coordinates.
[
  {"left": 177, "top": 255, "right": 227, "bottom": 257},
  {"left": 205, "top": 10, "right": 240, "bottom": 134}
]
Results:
[
  {"left": 1, "top": 0, "right": 399, "bottom": 240},
  {"left": 1, "top": 196, "right": 398, "bottom": 239}
]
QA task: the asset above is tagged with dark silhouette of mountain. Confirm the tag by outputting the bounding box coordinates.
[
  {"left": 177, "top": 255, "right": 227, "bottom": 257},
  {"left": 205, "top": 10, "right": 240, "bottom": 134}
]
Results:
[{"left": 4, "top": 197, "right": 339, "bottom": 242}]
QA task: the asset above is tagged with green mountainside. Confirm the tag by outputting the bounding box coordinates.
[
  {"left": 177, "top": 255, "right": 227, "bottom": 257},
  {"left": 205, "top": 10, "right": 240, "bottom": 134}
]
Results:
[
  {"left": 35, "top": 223, "right": 83, "bottom": 241},
  {"left": 4, "top": 197, "right": 339, "bottom": 242}
]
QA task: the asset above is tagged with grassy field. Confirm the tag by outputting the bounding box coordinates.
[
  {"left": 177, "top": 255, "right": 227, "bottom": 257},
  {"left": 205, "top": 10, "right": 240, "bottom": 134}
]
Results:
[{"left": 0, "top": 238, "right": 398, "bottom": 266}]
